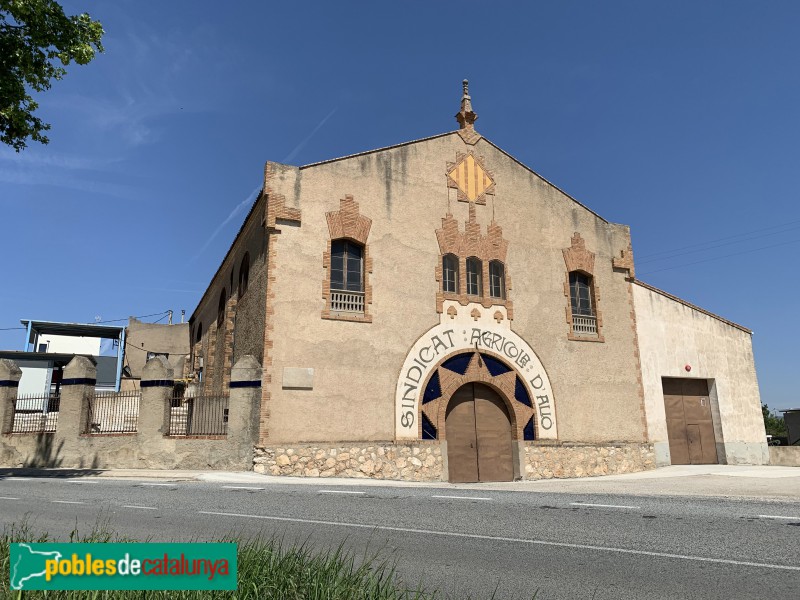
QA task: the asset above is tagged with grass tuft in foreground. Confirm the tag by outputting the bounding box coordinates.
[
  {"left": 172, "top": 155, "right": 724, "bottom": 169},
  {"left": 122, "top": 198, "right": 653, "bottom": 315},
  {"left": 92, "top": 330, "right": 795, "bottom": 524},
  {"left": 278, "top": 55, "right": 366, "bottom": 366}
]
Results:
[{"left": 0, "top": 523, "right": 437, "bottom": 599}]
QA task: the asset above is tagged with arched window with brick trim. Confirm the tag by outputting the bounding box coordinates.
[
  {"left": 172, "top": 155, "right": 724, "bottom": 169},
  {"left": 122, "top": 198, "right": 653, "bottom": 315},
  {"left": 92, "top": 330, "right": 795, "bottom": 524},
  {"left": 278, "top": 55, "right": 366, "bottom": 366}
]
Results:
[
  {"left": 442, "top": 253, "right": 459, "bottom": 294},
  {"left": 217, "top": 288, "right": 227, "bottom": 325},
  {"left": 238, "top": 252, "right": 250, "bottom": 299},
  {"left": 330, "top": 239, "right": 364, "bottom": 313},
  {"left": 466, "top": 257, "right": 482, "bottom": 297},
  {"left": 569, "top": 271, "right": 597, "bottom": 335},
  {"left": 489, "top": 260, "right": 505, "bottom": 299}
]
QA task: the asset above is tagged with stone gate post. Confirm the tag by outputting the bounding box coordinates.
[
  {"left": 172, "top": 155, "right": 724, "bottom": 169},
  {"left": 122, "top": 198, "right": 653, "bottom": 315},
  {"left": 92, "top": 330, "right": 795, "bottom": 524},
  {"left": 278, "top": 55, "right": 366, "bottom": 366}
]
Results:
[
  {"left": 0, "top": 358, "right": 22, "bottom": 433},
  {"left": 228, "top": 355, "right": 262, "bottom": 445},
  {"left": 138, "top": 357, "right": 174, "bottom": 439},
  {"left": 57, "top": 356, "right": 96, "bottom": 438}
]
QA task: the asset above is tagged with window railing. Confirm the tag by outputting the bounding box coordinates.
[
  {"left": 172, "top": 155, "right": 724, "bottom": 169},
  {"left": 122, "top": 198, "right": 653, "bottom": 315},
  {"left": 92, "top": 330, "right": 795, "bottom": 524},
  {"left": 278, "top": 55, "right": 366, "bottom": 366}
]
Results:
[
  {"left": 572, "top": 314, "right": 597, "bottom": 335},
  {"left": 8, "top": 393, "right": 60, "bottom": 433},
  {"left": 330, "top": 290, "right": 365, "bottom": 313}
]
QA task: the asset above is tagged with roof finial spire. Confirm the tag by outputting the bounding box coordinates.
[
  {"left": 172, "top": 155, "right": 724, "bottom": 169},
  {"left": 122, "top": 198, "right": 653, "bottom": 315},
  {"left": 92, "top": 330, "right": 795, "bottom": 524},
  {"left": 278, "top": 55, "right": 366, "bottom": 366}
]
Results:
[{"left": 456, "top": 78, "right": 477, "bottom": 131}]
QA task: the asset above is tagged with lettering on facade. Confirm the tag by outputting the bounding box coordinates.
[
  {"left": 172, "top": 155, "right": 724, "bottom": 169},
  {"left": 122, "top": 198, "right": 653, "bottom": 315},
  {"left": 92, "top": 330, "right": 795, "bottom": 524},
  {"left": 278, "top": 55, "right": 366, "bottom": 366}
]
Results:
[
  {"left": 396, "top": 324, "right": 557, "bottom": 439},
  {"left": 400, "top": 330, "right": 457, "bottom": 428}
]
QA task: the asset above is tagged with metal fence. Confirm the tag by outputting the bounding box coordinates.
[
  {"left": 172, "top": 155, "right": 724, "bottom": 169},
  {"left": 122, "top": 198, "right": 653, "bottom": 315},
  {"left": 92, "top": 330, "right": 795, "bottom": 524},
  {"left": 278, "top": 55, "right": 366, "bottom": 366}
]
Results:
[
  {"left": 167, "top": 393, "right": 228, "bottom": 436},
  {"left": 8, "top": 393, "right": 60, "bottom": 433},
  {"left": 85, "top": 390, "right": 141, "bottom": 434}
]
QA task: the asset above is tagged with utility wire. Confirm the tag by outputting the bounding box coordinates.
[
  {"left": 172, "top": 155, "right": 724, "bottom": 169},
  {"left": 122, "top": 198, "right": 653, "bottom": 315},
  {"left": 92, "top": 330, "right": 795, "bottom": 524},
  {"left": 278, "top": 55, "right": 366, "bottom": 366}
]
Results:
[
  {"left": 1, "top": 310, "right": 172, "bottom": 336},
  {"left": 638, "top": 222, "right": 800, "bottom": 265},
  {"left": 92, "top": 310, "right": 170, "bottom": 325},
  {"left": 638, "top": 237, "right": 800, "bottom": 276},
  {"left": 638, "top": 217, "right": 800, "bottom": 262}
]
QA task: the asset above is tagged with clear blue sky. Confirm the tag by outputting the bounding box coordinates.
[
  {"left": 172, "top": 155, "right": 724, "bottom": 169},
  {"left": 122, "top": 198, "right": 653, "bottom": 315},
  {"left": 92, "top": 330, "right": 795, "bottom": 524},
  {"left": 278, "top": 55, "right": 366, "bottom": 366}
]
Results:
[{"left": 1, "top": 1, "right": 798, "bottom": 410}]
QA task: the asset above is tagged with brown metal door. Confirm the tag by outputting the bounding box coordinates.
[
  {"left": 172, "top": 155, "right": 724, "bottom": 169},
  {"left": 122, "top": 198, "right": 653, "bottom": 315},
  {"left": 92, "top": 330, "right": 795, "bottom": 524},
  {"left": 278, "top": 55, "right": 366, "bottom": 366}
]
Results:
[
  {"left": 445, "top": 385, "right": 479, "bottom": 483},
  {"left": 474, "top": 384, "right": 514, "bottom": 482},
  {"left": 446, "top": 383, "right": 513, "bottom": 483},
  {"left": 663, "top": 378, "right": 690, "bottom": 465},
  {"left": 686, "top": 424, "right": 703, "bottom": 463},
  {"left": 662, "top": 378, "right": 718, "bottom": 465}
]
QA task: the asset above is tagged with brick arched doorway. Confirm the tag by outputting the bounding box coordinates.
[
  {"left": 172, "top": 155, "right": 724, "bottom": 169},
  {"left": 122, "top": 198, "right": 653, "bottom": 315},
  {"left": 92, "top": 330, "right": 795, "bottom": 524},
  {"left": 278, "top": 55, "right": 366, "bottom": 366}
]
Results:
[{"left": 445, "top": 382, "right": 514, "bottom": 483}]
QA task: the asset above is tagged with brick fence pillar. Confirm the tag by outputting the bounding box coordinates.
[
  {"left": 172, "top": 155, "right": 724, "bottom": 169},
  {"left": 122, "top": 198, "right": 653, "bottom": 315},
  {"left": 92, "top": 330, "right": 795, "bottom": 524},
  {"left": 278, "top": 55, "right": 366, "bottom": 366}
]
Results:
[
  {"left": 57, "top": 356, "right": 96, "bottom": 438},
  {"left": 0, "top": 358, "right": 22, "bottom": 433},
  {"left": 138, "top": 357, "right": 174, "bottom": 439},
  {"left": 229, "top": 355, "right": 262, "bottom": 445}
]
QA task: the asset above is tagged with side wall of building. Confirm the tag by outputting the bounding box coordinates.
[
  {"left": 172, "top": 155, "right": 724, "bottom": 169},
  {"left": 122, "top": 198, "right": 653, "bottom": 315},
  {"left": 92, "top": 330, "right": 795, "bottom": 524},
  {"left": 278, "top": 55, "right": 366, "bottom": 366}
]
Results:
[
  {"left": 633, "top": 282, "right": 768, "bottom": 465},
  {"left": 124, "top": 318, "right": 190, "bottom": 384},
  {"left": 190, "top": 195, "right": 268, "bottom": 394}
]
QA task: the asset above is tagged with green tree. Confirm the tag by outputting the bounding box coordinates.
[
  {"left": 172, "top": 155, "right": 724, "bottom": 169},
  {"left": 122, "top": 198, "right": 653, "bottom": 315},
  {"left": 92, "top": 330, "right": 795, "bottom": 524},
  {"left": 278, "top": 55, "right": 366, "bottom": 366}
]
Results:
[
  {"left": 762, "top": 403, "right": 787, "bottom": 437},
  {"left": 0, "top": 0, "right": 103, "bottom": 151}
]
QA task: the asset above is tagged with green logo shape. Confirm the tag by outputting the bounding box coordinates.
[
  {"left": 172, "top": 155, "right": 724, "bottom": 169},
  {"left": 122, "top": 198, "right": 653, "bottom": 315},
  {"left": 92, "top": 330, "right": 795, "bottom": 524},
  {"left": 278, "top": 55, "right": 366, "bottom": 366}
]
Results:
[{"left": 10, "top": 543, "right": 237, "bottom": 590}]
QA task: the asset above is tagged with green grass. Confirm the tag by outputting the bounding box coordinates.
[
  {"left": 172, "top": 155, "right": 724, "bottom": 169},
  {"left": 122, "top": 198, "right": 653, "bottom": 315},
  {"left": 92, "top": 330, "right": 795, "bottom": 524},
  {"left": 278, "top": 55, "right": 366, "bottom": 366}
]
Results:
[{"left": 0, "top": 523, "right": 438, "bottom": 599}]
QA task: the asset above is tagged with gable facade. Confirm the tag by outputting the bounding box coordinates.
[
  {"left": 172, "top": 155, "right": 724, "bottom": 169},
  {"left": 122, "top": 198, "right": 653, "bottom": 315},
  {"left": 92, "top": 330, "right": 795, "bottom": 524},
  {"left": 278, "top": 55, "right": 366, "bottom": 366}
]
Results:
[{"left": 188, "top": 84, "right": 766, "bottom": 481}]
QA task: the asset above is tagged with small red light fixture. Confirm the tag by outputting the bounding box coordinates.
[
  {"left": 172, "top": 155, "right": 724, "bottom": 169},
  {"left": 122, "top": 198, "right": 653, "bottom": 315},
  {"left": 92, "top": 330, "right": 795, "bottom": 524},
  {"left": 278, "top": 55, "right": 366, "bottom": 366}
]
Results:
[{"left": 684, "top": 364, "right": 692, "bottom": 372}]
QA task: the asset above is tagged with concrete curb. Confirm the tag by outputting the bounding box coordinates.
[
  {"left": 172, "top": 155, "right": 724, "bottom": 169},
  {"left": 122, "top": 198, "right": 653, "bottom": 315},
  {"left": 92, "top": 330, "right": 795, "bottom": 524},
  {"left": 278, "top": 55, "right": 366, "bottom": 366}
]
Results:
[{"left": 1, "top": 465, "right": 798, "bottom": 501}]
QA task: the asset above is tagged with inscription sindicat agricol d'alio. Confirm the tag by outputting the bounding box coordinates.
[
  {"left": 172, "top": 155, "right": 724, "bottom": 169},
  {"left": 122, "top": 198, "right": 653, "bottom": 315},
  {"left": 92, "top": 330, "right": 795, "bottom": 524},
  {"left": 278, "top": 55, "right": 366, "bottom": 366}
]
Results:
[{"left": 398, "top": 327, "right": 554, "bottom": 431}]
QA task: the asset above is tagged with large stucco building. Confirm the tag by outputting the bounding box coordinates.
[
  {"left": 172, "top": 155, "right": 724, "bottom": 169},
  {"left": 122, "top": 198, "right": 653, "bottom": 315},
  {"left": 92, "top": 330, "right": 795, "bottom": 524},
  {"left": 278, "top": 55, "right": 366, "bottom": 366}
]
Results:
[{"left": 189, "top": 82, "right": 767, "bottom": 482}]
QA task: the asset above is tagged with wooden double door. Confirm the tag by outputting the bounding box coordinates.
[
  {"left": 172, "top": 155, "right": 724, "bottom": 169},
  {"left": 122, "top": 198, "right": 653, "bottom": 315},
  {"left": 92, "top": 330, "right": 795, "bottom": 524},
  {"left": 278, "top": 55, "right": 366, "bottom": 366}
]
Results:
[
  {"left": 662, "top": 378, "right": 718, "bottom": 465},
  {"left": 445, "top": 383, "right": 514, "bottom": 482}
]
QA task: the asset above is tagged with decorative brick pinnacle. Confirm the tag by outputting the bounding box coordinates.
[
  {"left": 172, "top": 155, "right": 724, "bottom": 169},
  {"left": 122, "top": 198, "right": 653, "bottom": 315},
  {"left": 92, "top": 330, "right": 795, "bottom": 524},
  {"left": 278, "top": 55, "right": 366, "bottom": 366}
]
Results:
[{"left": 456, "top": 79, "right": 478, "bottom": 131}]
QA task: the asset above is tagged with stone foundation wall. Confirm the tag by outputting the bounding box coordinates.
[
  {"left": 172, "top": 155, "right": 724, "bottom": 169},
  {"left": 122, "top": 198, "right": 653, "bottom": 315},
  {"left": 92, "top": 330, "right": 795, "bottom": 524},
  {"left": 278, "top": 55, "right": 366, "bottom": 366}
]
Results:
[
  {"left": 769, "top": 446, "right": 800, "bottom": 467},
  {"left": 254, "top": 442, "right": 444, "bottom": 481},
  {"left": 524, "top": 442, "right": 655, "bottom": 479}
]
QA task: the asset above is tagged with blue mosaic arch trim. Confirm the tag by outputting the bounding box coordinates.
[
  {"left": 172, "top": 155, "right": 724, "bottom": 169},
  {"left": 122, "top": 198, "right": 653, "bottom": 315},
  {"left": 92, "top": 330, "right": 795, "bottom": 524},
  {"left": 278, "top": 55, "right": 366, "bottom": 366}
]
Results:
[
  {"left": 523, "top": 416, "right": 536, "bottom": 441},
  {"left": 421, "top": 412, "right": 438, "bottom": 440},
  {"left": 422, "top": 371, "right": 441, "bottom": 404},
  {"left": 440, "top": 353, "right": 472, "bottom": 375},
  {"left": 514, "top": 376, "right": 532, "bottom": 407},
  {"left": 481, "top": 353, "right": 511, "bottom": 377}
]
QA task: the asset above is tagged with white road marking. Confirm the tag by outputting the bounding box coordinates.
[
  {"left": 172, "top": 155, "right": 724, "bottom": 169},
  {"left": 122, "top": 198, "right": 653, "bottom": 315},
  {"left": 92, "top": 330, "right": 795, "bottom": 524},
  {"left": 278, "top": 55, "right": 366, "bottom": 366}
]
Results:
[
  {"left": 222, "top": 486, "right": 265, "bottom": 491},
  {"left": 139, "top": 483, "right": 175, "bottom": 487},
  {"left": 5, "top": 478, "right": 31, "bottom": 481},
  {"left": 65, "top": 480, "right": 99, "bottom": 484},
  {"left": 319, "top": 490, "right": 365, "bottom": 495},
  {"left": 52, "top": 500, "right": 84, "bottom": 505},
  {"left": 571, "top": 502, "right": 641, "bottom": 510},
  {"left": 432, "top": 495, "right": 492, "bottom": 501},
  {"left": 0, "top": 496, "right": 20, "bottom": 500},
  {"left": 123, "top": 505, "right": 158, "bottom": 510},
  {"left": 197, "top": 511, "right": 800, "bottom": 572},
  {"left": 758, "top": 515, "right": 799, "bottom": 520}
]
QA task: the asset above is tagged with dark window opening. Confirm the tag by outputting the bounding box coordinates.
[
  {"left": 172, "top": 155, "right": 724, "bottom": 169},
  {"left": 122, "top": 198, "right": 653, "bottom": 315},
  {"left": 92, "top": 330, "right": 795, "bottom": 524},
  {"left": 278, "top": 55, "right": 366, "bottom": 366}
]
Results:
[
  {"left": 331, "top": 239, "right": 364, "bottom": 293},
  {"left": 217, "top": 288, "right": 227, "bottom": 324},
  {"left": 569, "top": 272, "right": 594, "bottom": 316},
  {"left": 466, "top": 257, "right": 482, "bottom": 296},
  {"left": 443, "top": 253, "right": 459, "bottom": 294},
  {"left": 238, "top": 253, "right": 250, "bottom": 299},
  {"left": 489, "top": 260, "right": 505, "bottom": 299}
]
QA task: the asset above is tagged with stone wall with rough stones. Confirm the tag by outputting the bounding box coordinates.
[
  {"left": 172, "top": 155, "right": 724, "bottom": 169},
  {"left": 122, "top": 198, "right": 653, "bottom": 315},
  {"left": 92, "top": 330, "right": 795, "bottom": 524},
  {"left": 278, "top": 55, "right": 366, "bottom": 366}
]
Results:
[
  {"left": 524, "top": 442, "right": 655, "bottom": 479},
  {"left": 254, "top": 443, "right": 443, "bottom": 481}
]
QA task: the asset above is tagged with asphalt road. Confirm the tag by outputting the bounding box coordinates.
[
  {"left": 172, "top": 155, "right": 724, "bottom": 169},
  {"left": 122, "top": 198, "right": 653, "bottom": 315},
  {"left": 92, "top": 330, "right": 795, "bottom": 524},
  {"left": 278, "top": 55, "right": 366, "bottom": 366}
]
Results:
[{"left": 1, "top": 475, "right": 798, "bottom": 599}]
